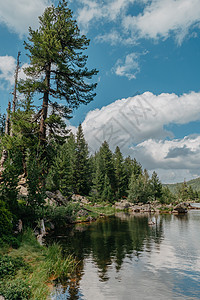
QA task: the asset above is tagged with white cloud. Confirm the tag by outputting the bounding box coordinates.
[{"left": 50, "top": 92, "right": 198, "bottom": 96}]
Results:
[
  {"left": 96, "top": 31, "right": 128, "bottom": 46},
  {"left": 114, "top": 51, "right": 147, "bottom": 79},
  {"left": 76, "top": 0, "right": 200, "bottom": 44},
  {"left": 0, "top": 56, "right": 16, "bottom": 86},
  {"left": 76, "top": 0, "right": 135, "bottom": 31},
  {"left": 77, "top": 0, "right": 102, "bottom": 32},
  {"left": 123, "top": 0, "right": 200, "bottom": 44},
  {"left": 0, "top": 56, "right": 29, "bottom": 88},
  {"left": 79, "top": 91, "right": 200, "bottom": 183},
  {"left": 133, "top": 135, "right": 200, "bottom": 169},
  {"left": 96, "top": 31, "right": 137, "bottom": 46},
  {"left": 0, "top": 0, "right": 52, "bottom": 37}
]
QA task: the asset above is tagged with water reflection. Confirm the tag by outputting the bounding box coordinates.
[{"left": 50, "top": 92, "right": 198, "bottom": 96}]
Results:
[{"left": 49, "top": 212, "right": 200, "bottom": 300}]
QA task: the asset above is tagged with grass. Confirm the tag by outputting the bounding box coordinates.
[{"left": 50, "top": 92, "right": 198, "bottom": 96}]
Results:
[
  {"left": 0, "top": 229, "right": 77, "bottom": 299},
  {"left": 83, "top": 202, "right": 116, "bottom": 217}
]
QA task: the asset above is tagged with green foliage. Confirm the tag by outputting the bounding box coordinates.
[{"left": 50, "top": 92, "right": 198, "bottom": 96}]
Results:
[
  {"left": 0, "top": 158, "right": 19, "bottom": 217},
  {"left": 0, "top": 255, "right": 27, "bottom": 278},
  {"left": 176, "top": 181, "right": 198, "bottom": 202},
  {"left": 0, "top": 111, "right": 5, "bottom": 135},
  {"left": 114, "top": 146, "right": 127, "bottom": 198},
  {"left": 11, "top": 97, "right": 39, "bottom": 149},
  {"left": 150, "top": 171, "right": 163, "bottom": 201},
  {"left": 18, "top": 1, "right": 98, "bottom": 143},
  {"left": 124, "top": 156, "right": 142, "bottom": 193},
  {"left": 0, "top": 200, "right": 12, "bottom": 236},
  {"left": 91, "top": 152, "right": 105, "bottom": 200},
  {"left": 101, "top": 174, "right": 115, "bottom": 203},
  {"left": 128, "top": 170, "right": 152, "bottom": 204},
  {"left": 159, "top": 187, "right": 176, "bottom": 204},
  {"left": 0, "top": 279, "right": 31, "bottom": 299},
  {"left": 26, "top": 151, "right": 46, "bottom": 209},
  {"left": 165, "top": 177, "right": 200, "bottom": 195},
  {"left": 92, "top": 141, "right": 116, "bottom": 201},
  {"left": 45, "top": 203, "right": 80, "bottom": 226},
  {"left": 46, "top": 133, "right": 76, "bottom": 195},
  {"left": 73, "top": 124, "right": 91, "bottom": 195},
  {"left": 0, "top": 235, "right": 20, "bottom": 249}
]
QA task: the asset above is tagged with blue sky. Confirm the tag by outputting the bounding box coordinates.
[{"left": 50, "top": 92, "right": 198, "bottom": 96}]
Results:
[{"left": 0, "top": 0, "right": 200, "bottom": 183}]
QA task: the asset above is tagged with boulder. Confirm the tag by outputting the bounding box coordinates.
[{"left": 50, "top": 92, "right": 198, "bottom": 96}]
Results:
[
  {"left": 77, "top": 209, "right": 89, "bottom": 217},
  {"left": 17, "top": 174, "right": 28, "bottom": 197},
  {"left": 45, "top": 190, "right": 68, "bottom": 206},
  {"left": 71, "top": 194, "right": 90, "bottom": 204},
  {"left": 173, "top": 203, "right": 188, "bottom": 214},
  {"left": 115, "top": 200, "right": 131, "bottom": 210}
]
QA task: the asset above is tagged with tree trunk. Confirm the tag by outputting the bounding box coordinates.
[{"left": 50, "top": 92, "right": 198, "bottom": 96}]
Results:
[
  {"left": 39, "top": 63, "right": 51, "bottom": 143},
  {"left": 0, "top": 101, "right": 11, "bottom": 175},
  {"left": 10, "top": 52, "right": 21, "bottom": 137},
  {"left": 5, "top": 101, "right": 11, "bottom": 135}
]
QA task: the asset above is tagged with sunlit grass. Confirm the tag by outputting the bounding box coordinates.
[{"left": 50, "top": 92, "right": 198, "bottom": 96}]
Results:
[{"left": 83, "top": 203, "right": 115, "bottom": 216}]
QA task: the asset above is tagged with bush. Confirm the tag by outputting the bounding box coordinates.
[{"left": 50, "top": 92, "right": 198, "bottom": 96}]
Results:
[
  {"left": 0, "top": 255, "right": 27, "bottom": 277},
  {"left": 0, "top": 200, "right": 12, "bottom": 236},
  {"left": 0, "top": 235, "right": 20, "bottom": 249},
  {"left": 0, "top": 278, "right": 31, "bottom": 299},
  {"left": 45, "top": 203, "right": 80, "bottom": 227}
]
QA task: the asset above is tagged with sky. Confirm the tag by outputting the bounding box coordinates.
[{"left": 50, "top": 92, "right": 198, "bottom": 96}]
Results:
[{"left": 0, "top": 0, "right": 200, "bottom": 184}]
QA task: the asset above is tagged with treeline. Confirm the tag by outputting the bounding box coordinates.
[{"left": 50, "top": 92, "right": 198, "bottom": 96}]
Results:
[
  {"left": 46, "top": 124, "right": 163, "bottom": 203},
  {"left": 46, "top": 124, "right": 199, "bottom": 204}
]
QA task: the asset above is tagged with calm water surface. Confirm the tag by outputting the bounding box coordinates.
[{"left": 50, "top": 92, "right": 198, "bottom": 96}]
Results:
[{"left": 50, "top": 211, "right": 200, "bottom": 300}]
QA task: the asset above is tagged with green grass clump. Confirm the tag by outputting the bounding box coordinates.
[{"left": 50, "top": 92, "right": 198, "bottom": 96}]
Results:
[
  {"left": 30, "top": 243, "right": 76, "bottom": 299},
  {"left": 83, "top": 203, "right": 115, "bottom": 216}
]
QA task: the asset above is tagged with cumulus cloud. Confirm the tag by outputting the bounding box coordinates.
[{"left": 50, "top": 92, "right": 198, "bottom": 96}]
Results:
[
  {"left": 0, "top": 0, "right": 52, "bottom": 37},
  {"left": 79, "top": 91, "right": 200, "bottom": 183},
  {"left": 95, "top": 30, "right": 136, "bottom": 46},
  {"left": 114, "top": 52, "right": 140, "bottom": 79},
  {"left": 133, "top": 136, "right": 200, "bottom": 170},
  {"left": 123, "top": 0, "right": 200, "bottom": 44},
  {"left": 77, "top": 0, "right": 135, "bottom": 31},
  {"left": 76, "top": 0, "right": 200, "bottom": 44},
  {"left": 0, "top": 55, "right": 29, "bottom": 88},
  {"left": 113, "top": 51, "right": 148, "bottom": 79},
  {"left": 0, "top": 56, "right": 16, "bottom": 86}
]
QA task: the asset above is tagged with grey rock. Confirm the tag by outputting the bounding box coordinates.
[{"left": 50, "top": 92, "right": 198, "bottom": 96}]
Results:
[
  {"left": 77, "top": 209, "right": 89, "bottom": 217},
  {"left": 173, "top": 203, "right": 188, "bottom": 214}
]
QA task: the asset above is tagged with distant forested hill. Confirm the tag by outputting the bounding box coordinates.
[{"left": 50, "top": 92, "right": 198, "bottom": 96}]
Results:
[{"left": 165, "top": 177, "right": 200, "bottom": 194}]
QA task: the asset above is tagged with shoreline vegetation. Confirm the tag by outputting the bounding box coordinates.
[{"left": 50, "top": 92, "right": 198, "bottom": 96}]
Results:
[{"left": 0, "top": 229, "right": 77, "bottom": 300}]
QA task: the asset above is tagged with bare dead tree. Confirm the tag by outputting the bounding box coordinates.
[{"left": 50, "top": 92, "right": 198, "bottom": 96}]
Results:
[
  {"left": 10, "top": 51, "right": 21, "bottom": 136},
  {"left": 5, "top": 101, "right": 11, "bottom": 136},
  {"left": 0, "top": 101, "right": 11, "bottom": 173}
]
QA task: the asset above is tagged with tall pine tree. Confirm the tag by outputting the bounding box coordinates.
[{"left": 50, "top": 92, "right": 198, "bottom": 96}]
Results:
[
  {"left": 114, "top": 146, "right": 126, "bottom": 199},
  {"left": 18, "top": 0, "right": 98, "bottom": 144},
  {"left": 73, "top": 124, "right": 91, "bottom": 195}
]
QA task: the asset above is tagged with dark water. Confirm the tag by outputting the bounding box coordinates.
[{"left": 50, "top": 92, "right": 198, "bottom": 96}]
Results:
[{"left": 50, "top": 211, "right": 200, "bottom": 300}]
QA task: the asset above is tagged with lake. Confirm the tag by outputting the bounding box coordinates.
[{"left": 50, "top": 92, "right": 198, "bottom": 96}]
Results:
[{"left": 50, "top": 210, "right": 200, "bottom": 300}]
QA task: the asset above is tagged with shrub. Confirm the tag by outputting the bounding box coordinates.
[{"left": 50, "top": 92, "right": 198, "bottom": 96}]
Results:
[
  {"left": 0, "top": 278, "right": 31, "bottom": 299},
  {"left": 45, "top": 203, "right": 80, "bottom": 227},
  {"left": 0, "top": 255, "right": 27, "bottom": 277},
  {"left": 0, "top": 200, "right": 12, "bottom": 236},
  {"left": 0, "top": 235, "right": 20, "bottom": 249}
]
